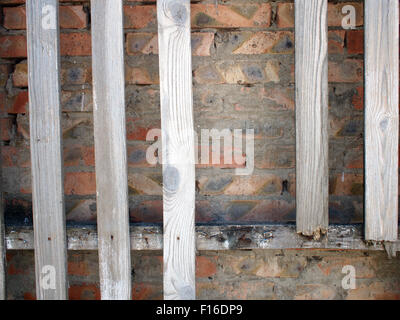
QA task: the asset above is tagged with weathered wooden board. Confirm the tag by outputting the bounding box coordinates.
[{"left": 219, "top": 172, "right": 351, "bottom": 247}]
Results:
[
  {"left": 26, "top": 0, "right": 68, "bottom": 300},
  {"left": 157, "top": 0, "right": 196, "bottom": 300},
  {"left": 91, "top": 0, "right": 131, "bottom": 300},
  {"left": 6, "top": 225, "right": 400, "bottom": 253},
  {"left": 364, "top": 0, "right": 399, "bottom": 241},
  {"left": 295, "top": 0, "right": 329, "bottom": 239},
  {"left": 0, "top": 169, "right": 5, "bottom": 300}
]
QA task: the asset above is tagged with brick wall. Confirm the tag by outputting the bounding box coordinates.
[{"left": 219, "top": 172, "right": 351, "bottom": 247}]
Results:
[
  {"left": 5, "top": 249, "right": 400, "bottom": 300},
  {"left": 0, "top": 0, "right": 367, "bottom": 225},
  {"left": 0, "top": 0, "right": 399, "bottom": 300}
]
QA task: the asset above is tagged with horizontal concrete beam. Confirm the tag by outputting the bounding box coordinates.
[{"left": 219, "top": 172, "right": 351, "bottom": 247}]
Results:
[{"left": 5, "top": 224, "right": 400, "bottom": 253}]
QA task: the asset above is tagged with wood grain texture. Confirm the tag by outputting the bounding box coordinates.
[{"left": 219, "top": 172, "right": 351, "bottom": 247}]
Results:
[
  {"left": 295, "top": 0, "right": 329, "bottom": 239},
  {"left": 364, "top": 0, "right": 399, "bottom": 241},
  {"left": 6, "top": 225, "right": 400, "bottom": 253},
  {"left": 91, "top": 0, "right": 131, "bottom": 299},
  {"left": 0, "top": 163, "right": 4, "bottom": 300},
  {"left": 26, "top": 0, "right": 67, "bottom": 300},
  {"left": 157, "top": 0, "right": 196, "bottom": 300}
]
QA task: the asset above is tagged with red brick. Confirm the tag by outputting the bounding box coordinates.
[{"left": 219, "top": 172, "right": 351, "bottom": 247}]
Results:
[
  {"left": 13, "top": 60, "right": 28, "bottom": 87},
  {"left": 276, "top": 3, "right": 294, "bottom": 28},
  {"left": 1, "top": 145, "right": 17, "bottom": 167},
  {"left": 0, "top": 64, "right": 11, "bottom": 88},
  {"left": 125, "top": 66, "right": 159, "bottom": 85},
  {"left": 198, "top": 174, "right": 282, "bottom": 196},
  {"left": 328, "top": 30, "right": 345, "bottom": 54},
  {"left": 346, "top": 282, "right": 400, "bottom": 300},
  {"left": 259, "top": 87, "right": 294, "bottom": 111},
  {"left": 191, "top": 4, "right": 271, "bottom": 29},
  {"left": 240, "top": 199, "right": 295, "bottom": 222},
  {"left": 196, "top": 61, "right": 281, "bottom": 85},
  {"left": 344, "top": 144, "right": 363, "bottom": 169},
  {"left": 328, "top": 59, "right": 363, "bottom": 83},
  {"left": 132, "top": 283, "right": 162, "bottom": 300},
  {"left": 256, "top": 256, "right": 307, "bottom": 278},
  {"left": 124, "top": 5, "right": 157, "bottom": 29},
  {"left": 328, "top": 2, "right": 363, "bottom": 27},
  {"left": 3, "top": 6, "right": 87, "bottom": 30},
  {"left": 61, "top": 115, "right": 90, "bottom": 137},
  {"left": 126, "top": 33, "right": 158, "bottom": 55},
  {"left": 61, "top": 90, "right": 92, "bottom": 112},
  {"left": 64, "top": 172, "right": 96, "bottom": 195},
  {"left": 294, "top": 284, "right": 336, "bottom": 300},
  {"left": 229, "top": 175, "right": 281, "bottom": 195},
  {"left": 193, "top": 65, "right": 224, "bottom": 85},
  {"left": 196, "top": 144, "right": 246, "bottom": 169},
  {"left": 317, "top": 256, "right": 376, "bottom": 279},
  {"left": 256, "top": 144, "right": 295, "bottom": 169},
  {"left": 197, "top": 280, "right": 276, "bottom": 300},
  {"left": 60, "top": 33, "right": 91, "bottom": 56},
  {"left": 347, "top": 30, "right": 364, "bottom": 54},
  {"left": 9, "top": 91, "right": 28, "bottom": 114},
  {"left": 126, "top": 117, "right": 159, "bottom": 141},
  {"left": 1, "top": 117, "right": 13, "bottom": 141},
  {"left": 1, "top": 145, "right": 30, "bottom": 167},
  {"left": 233, "top": 31, "right": 293, "bottom": 55},
  {"left": 82, "top": 147, "right": 95, "bottom": 166},
  {"left": 352, "top": 86, "right": 364, "bottom": 110},
  {"left": 191, "top": 32, "right": 214, "bottom": 56},
  {"left": 23, "top": 292, "right": 36, "bottom": 300},
  {"left": 59, "top": 6, "right": 87, "bottom": 29},
  {"left": 225, "top": 201, "right": 258, "bottom": 222},
  {"left": 126, "top": 32, "right": 214, "bottom": 56},
  {"left": 8, "top": 261, "right": 29, "bottom": 275},
  {"left": 63, "top": 145, "right": 95, "bottom": 167},
  {"left": 330, "top": 173, "right": 363, "bottom": 196},
  {"left": 330, "top": 116, "right": 363, "bottom": 137},
  {"left": 66, "top": 199, "right": 97, "bottom": 223},
  {"left": 16, "top": 115, "right": 29, "bottom": 140},
  {"left": 127, "top": 145, "right": 156, "bottom": 168},
  {"left": 276, "top": 3, "right": 363, "bottom": 28},
  {"left": 128, "top": 173, "right": 162, "bottom": 195},
  {"left": 0, "top": 92, "right": 6, "bottom": 115},
  {"left": 264, "top": 60, "right": 281, "bottom": 83},
  {"left": 0, "top": 32, "right": 90, "bottom": 59},
  {"left": 288, "top": 172, "right": 296, "bottom": 197},
  {"left": 68, "top": 260, "right": 90, "bottom": 276},
  {"left": 19, "top": 171, "right": 32, "bottom": 194},
  {"left": 61, "top": 63, "right": 92, "bottom": 85},
  {"left": 69, "top": 284, "right": 100, "bottom": 300},
  {"left": 130, "top": 200, "right": 162, "bottom": 223},
  {"left": 0, "top": 35, "right": 27, "bottom": 58},
  {"left": 195, "top": 200, "right": 216, "bottom": 223},
  {"left": 196, "top": 256, "right": 217, "bottom": 278},
  {"left": 3, "top": 7, "right": 26, "bottom": 29},
  {"left": 223, "top": 254, "right": 306, "bottom": 278},
  {"left": 64, "top": 145, "right": 94, "bottom": 167}
]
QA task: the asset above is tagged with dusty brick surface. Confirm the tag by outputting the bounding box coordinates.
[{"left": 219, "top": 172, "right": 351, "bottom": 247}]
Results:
[
  {"left": 0, "top": 0, "right": 369, "bottom": 226},
  {"left": 5, "top": 250, "right": 400, "bottom": 300}
]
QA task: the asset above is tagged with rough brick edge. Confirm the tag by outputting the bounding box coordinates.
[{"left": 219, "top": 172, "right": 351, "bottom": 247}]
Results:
[{"left": 5, "top": 224, "right": 400, "bottom": 252}]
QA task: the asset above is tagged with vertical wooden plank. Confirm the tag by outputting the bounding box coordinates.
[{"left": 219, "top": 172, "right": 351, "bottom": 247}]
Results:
[
  {"left": 365, "top": 0, "right": 399, "bottom": 241},
  {"left": 91, "top": 0, "right": 131, "bottom": 299},
  {"left": 26, "top": 0, "right": 67, "bottom": 299},
  {"left": 157, "top": 0, "right": 196, "bottom": 300},
  {"left": 295, "top": 0, "right": 329, "bottom": 239},
  {"left": 0, "top": 159, "right": 5, "bottom": 300}
]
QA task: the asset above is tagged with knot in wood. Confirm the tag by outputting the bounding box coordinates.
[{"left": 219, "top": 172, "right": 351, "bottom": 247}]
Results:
[
  {"left": 168, "top": 1, "right": 188, "bottom": 25},
  {"left": 163, "top": 165, "right": 180, "bottom": 192}
]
